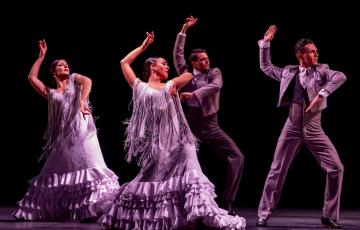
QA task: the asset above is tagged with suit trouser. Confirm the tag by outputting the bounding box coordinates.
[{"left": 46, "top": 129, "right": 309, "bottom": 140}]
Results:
[
  {"left": 187, "top": 106, "right": 244, "bottom": 202},
  {"left": 258, "top": 102, "right": 344, "bottom": 220}
]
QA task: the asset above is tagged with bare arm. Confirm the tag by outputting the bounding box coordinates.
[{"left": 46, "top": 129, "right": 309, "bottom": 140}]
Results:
[
  {"left": 120, "top": 32, "right": 154, "bottom": 88},
  {"left": 28, "top": 39, "right": 50, "bottom": 98},
  {"left": 75, "top": 73, "right": 92, "bottom": 115},
  {"left": 172, "top": 72, "right": 193, "bottom": 90}
]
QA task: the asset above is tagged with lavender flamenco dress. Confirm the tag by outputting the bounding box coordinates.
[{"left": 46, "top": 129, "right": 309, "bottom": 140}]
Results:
[
  {"left": 13, "top": 73, "right": 120, "bottom": 221},
  {"left": 98, "top": 79, "right": 246, "bottom": 229}
]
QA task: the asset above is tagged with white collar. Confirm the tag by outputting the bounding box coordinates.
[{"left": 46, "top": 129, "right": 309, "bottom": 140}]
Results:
[{"left": 193, "top": 68, "right": 202, "bottom": 76}]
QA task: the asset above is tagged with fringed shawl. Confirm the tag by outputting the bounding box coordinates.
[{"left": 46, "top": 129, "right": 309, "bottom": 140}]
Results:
[
  {"left": 40, "top": 73, "right": 96, "bottom": 161},
  {"left": 124, "top": 78, "right": 197, "bottom": 167}
]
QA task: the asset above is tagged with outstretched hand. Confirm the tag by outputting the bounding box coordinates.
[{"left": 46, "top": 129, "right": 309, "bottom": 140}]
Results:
[
  {"left": 264, "top": 25, "right": 277, "bottom": 42},
  {"left": 38, "top": 39, "right": 47, "bottom": 58},
  {"left": 181, "top": 16, "right": 197, "bottom": 33},
  {"left": 141, "top": 31, "right": 154, "bottom": 51},
  {"left": 305, "top": 95, "right": 324, "bottom": 112},
  {"left": 180, "top": 92, "right": 194, "bottom": 102},
  {"left": 184, "top": 16, "right": 197, "bottom": 28}
]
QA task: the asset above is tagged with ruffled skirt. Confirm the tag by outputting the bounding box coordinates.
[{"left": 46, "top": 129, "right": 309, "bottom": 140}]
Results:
[
  {"left": 13, "top": 167, "right": 120, "bottom": 221},
  {"left": 98, "top": 169, "right": 246, "bottom": 229}
]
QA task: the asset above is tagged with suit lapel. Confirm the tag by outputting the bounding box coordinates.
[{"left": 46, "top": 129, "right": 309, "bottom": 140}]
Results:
[{"left": 304, "top": 67, "right": 315, "bottom": 87}]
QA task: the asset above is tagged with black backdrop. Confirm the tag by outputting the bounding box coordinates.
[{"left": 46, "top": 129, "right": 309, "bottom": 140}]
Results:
[{"left": 1, "top": 1, "right": 359, "bottom": 210}]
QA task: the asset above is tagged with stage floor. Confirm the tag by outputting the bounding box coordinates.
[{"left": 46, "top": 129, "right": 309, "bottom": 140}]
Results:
[{"left": 0, "top": 207, "right": 359, "bottom": 229}]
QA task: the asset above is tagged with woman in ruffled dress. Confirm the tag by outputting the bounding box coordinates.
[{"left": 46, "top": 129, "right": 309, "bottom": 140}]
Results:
[
  {"left": 13, "top": 39, "right": 120, "bottom": 221},
  {"left": 97, "top": 32, "right": 246, "bottom": 229}
]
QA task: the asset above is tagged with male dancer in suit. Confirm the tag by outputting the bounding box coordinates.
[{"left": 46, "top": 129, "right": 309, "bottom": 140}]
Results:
[
  {"left": 256, "top": 25, "right": 346, "bottom": 229},
  {"left": 173, "top": 16, "right": 244, "bottom": 216}
]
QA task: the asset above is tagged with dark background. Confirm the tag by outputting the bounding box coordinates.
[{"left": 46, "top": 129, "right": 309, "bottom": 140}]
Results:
[{"left": 1, "top": 1, "right": 359, "bottom": 211}]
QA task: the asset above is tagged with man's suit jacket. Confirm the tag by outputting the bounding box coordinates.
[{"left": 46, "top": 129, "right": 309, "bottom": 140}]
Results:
[
  {"left": 259, "top": 44, "right": 347, "bottom": 112},
  {"left": 173, "top": 33, "right": 222, "bottom": 117}
]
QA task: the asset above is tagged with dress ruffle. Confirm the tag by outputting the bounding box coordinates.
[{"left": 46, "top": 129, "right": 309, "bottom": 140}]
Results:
[
  {"left": 98, "top": 169, "right": 246, "bottom": 229},
  {"left": 13, "top": 167, "right": 120, "bottom": 221}
]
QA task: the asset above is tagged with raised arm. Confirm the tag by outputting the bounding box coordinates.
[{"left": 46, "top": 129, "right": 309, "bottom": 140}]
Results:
[
  {"left": 173, "top": 16, "right": 197, "bottom": 75},
  {"left": 120, "top": 32, "right": 154, "bottom": 88},
  {"left": 259, "top": 25, "right": 284, "bottom": 81},
  {"left": 263, "top": 25, "right": 277, "bottom": 43},
  {"left": 180, "top": 16, "right": 197, "bottom": 34},
  {"left": 75, "top": 73, "right": 92, "bottom": 115},
  {"left": 28, "top": 39, "right": 50, "bottom": 98}
]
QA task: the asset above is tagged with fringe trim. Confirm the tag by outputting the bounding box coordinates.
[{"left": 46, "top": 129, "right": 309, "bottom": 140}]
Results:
[
  {"left": 124, "top": 79, "right": 198, "bottom": 168},
  {"left": 40, "top": 73, "right": 96, "bottom": 161}
]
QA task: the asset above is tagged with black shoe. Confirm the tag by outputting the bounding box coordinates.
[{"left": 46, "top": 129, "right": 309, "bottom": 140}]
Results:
[
  {"left": 256, "top": 218, "right": 267, "bottom": 227},
  {"left": 321, "top": 217, "right": 343, "bottom": 229}
]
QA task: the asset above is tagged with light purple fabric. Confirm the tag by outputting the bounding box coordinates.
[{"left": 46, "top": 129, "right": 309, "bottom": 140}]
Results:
[
  {"left": 257, "top": 41, "right": 345, "bottom": 221},
  {"left": 258, "top": 41, "right": 346, "bottom": 111},
  {"left": 97, "top": 79, "right": 246, "bottom": 229},
  {"left": 13, "top": 73, "right": 120, "bottom": 221}
]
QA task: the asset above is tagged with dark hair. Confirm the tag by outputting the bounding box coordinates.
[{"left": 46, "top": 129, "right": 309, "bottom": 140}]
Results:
[
  {"left": 189, "top": 48, "right": 207, "bottom": 63},
  {"left": 143, "top": 57, "right": 159, "bottom": 82},
  {"left": 49, "top": 59, "right": 61, "bottom": 74},
  {"left": 294, "top": 38, "right": 314, "bottom": 54},
  {"left": 49, "top": 59, "right": 68, "bottom": 74}
]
